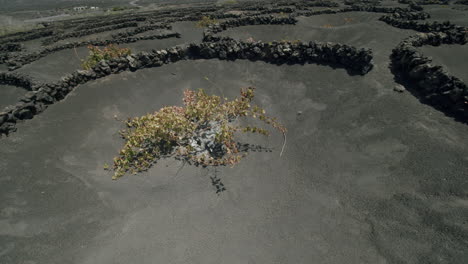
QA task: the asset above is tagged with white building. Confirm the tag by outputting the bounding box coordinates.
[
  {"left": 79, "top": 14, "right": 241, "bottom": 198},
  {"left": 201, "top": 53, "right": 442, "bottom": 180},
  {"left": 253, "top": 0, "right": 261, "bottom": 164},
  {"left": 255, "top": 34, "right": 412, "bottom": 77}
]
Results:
[{"left": 73, "top": 6, "right": 87, "bottom": 11}]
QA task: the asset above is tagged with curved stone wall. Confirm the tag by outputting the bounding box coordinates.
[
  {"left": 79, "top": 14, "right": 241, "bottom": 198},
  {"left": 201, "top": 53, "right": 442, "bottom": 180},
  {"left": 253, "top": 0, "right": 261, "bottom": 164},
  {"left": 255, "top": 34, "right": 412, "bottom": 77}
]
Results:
[
  {"left": 41, "top": 22, "right": 140, "bottom": 45},
  {"left": 0, "top": 38, "right": 373, "bottom": 135},
  {"left": 391, "top": 32, "right": 468, "bottom": 121},
  {"left": 5, "top": 32, "right": 181, "bottom": 70}
]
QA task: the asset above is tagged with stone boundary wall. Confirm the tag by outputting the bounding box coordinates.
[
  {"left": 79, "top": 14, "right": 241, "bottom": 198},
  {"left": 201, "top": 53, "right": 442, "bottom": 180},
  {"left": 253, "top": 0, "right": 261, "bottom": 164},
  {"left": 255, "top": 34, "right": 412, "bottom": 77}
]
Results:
[
  {"left": 296, "top": 5, "right": 418, "bottom": 17},
  {"left": 203, "top": 16, "right": 298, "bottom": 42},
  {"left": 111, "top": 24, "right": 172, "bottom": 39},
  {"left": 0, "top": 28, "right": 44, "bottom": 41},
  {"left": 296, "top": 1, "right": 340, "bottom": 8},
  {"left": 0, "top": 39, "right": 373, "bottom": 135},
  {"left": 373, "top": 2, "right": 468, "bottom": 122},
  {"left": 380, "top": 16, "right": 467, "bottom": 34},
  {"left": 0, "top": 72, "right": 39, "bottom": 91},
  {"left": 391, "top": 32, "right": 468, "bottom": 121},
  {"left": 209, "top": 13, "right": 243, "bottom": 19},
  {"left": 346, "top": 4, "right": 410, "bottom": 13},
  {"left": 192, "top": 37, "right": 373, "bottom": 75},
  {"left": 414, "top": 0, "right": 449, "bottom": 5},
  {"left": 297, "top": 8, "right": 346, "bottom": 16},
  {"left": 42, "top": 22, "right": 140, "bottom": 45},
  {"left": 344, "top": 0, "right": 382, "bottom": 5},
  {"left": 74, "top": 17, "right": 147, "bottom": 31},
  {"left": 0, "top": 29, "right": 54, "bottom": 45},
  {"left": 219, "top": 16, "right": 297, "bottom": 28},
  {"left": 0, "top": 43, "right": 24, "bottom": 52},
  {"left": 398, "top": 0, "right": 448, "bottom": 4},
  {"left": 235, "top": 0, "right": 339, "bottom": 10},
  {"left": 256, "top": 7, "right": 296, "bottom": 15},
  {"left": 5, "top": 32, "right": 180, "bottom": 70},
  {"left": 0, "top": 43, "right": 24, "bottom": 63},
  {"left": 380, "top": 11, "right": 430, "bottom": 20},
  {"left": 0, "top": 74, "right": 42, "bottom": 132}
]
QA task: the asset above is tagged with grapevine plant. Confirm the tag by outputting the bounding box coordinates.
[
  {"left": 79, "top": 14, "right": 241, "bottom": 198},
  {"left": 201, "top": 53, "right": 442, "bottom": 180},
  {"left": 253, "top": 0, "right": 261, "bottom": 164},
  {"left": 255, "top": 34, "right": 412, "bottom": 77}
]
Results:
[
  {"left": 196, "top": 16, "right": 218, "bottom": 28},
  {"left": 81, "top": 44, "right": 131, "bottom": 70},
  {"left": 110, "top": 87, "right": 286, "bottom": 179}
]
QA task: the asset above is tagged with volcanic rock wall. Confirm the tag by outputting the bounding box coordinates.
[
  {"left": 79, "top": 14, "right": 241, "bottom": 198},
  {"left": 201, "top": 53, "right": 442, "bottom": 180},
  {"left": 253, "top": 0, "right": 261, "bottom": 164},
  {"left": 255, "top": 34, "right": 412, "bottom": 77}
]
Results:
[
  {"left": 391, "top": 32, "right": 468, "bottom": 120},
  {"left": 0, "top": 39, "right": 373, "bottom": 135}
]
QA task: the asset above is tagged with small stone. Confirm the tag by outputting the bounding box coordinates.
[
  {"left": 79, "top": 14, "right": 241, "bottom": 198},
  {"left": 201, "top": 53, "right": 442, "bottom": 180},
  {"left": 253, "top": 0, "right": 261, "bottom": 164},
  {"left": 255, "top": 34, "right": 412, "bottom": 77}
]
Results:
[
  {"left": 394, "top": 84, "right": 406, "bottom": 93},
  {"left": 297, "top": 111, "right": 303, "bottom": 115}
]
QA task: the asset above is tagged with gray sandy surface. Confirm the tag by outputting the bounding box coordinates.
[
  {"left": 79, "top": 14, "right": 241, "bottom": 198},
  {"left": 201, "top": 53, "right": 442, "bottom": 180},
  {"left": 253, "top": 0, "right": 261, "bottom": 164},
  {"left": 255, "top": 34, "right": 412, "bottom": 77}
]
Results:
[
  {"left": 16, "top": 46, "right": 89, "bottom": 82},
  {"left": 3, "top": 58, "right": 468, "bottom": 264},
  {"left": 124, "top": 21, "right": 204, "bottom": 51},
  {"left": 1, "top": 2, "right": 468, "bottom": 264},
  {"left": 419, "top": 44, "right": 468, "bottom": 83},
  {"left": 0, "top": 85, "right": 26, "bottom": 108},
  {"left": 21, "top": 39, "right": 46, "bottom": 51},
  {"left": 53, "top": 28, "right": 136, "bottom": 45},
  {"left": 425, "top": 5, "right": 468, "bottom": 26}
]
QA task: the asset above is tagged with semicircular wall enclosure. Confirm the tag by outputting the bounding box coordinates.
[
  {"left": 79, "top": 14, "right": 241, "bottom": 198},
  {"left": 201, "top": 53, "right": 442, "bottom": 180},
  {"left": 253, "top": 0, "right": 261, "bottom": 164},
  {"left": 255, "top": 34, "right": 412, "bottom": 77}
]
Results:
[{"left": 1, "top": 1, "right": 468, "bottom": 264}]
